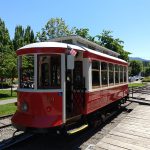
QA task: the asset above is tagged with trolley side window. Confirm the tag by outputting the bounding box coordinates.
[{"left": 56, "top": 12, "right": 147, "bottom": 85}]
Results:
[
  {"left": 20, "top": 55, "right": 34, "bottom": 89},
  {"left": 124, "top": 66, "right": 127, "bottom": 83},
  {"left": 120, "top": 65, "right": 123, "bottom": 83},
  {"left": 92, "top": 60, "right": 100, "bottom": 88},
  {"left": 101, "top": 62, "right": 108, "bottom": 87},
  {"left": 37, "top": 55, "right": 61, "bottom": 89},
  {"left": 115, "top": 64, "right": 119, "bottom": 84},
  {"left": 109, "top": 63, "right": 114, "bottom": 85}
]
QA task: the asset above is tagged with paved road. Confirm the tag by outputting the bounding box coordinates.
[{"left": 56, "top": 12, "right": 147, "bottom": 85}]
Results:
[
  {"left": 0, "top": 98, "right": 17, "bottom": 105},
  {"left": 0, "top": 85, "right": 17, "bottom": 105},
  {"left": 0, "top": 87, "right": 17, "bottom": 91}
]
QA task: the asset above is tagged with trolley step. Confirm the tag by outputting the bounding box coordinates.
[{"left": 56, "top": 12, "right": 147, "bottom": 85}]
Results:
[{"left": 67, "top": 124, "right": 88, "bottom": 134}]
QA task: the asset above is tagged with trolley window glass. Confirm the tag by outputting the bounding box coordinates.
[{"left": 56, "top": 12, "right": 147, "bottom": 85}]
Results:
[
  {"left": 101, "top": 62, "right": 108, "bottom": 87},
  {"left": 92, "top": 60, "right": 100, "bottom": 88},
  {"left": 109, "top": 63, "right": 114, "bottom": 85},
  {"left": 115, "top": 64, "right": 119, "bottom": 84},
  {"left": 20, "top": 55, "right": 34, "bottom": 89},
  {"left": 37, "top": 55, "right": 61, "bottom": 89},
  {"left": 124, "top": 66, "right": 127, "bottom": 83},
  {"left": 120, "top": 66, "right": 123, "bottom": 83}
]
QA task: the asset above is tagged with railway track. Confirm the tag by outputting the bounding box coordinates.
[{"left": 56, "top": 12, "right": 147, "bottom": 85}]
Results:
[
  {"left": 129, "top": 84, "right": 150, "bottom": 95},
  {"left": 0, "top": 133, "right": 34, "bottom": 150},
  {"left": 128, "top": 83, "right": 150, "bottom": 105},
  {"left": 0, "top": 84, "right": 149, "bottom": 150},
  {"left": 0, "top": 102, "right": 131, "bottom": 150},
  {"left": 0, "top": 114, "right": 34, "bottom": 150},
  {"left": 0, "top": 85, "right": 148, "bottom": 149},
  {"left": 0, "top": 114, "right": 13, "bottom": 129},
  {"left": 0, "top": 114, "right": 13, "bottom": 119}
]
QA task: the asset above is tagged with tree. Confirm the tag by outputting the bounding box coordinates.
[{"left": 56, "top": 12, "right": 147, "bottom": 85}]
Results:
[
  {"left": 36, "top": 18, "right": 130, "bottom": 61},
  {"left": 0, "top": 19, "right": 36, "bottom": 85},
  {"left": 12, "top": 25, "right": 35, "bottom": 83},
  {"left": 24, "top": 26, "right": 35, "bottom": 45},
  {"left": 13, "top": 25, "right": 35, "bottom": 50},
  {"left": 13, "top": 25, "right": 24, "bottom": 50},
  {"left": 129, "top": 60, "right": 143, "bottom": 76},
  {"left": 145, "top": 67, "right": 150, "bottom": 77},
  {"left": 3, "top": 50, "right": 17, "bottom": 82},
  {"left": 96, "top": 30, "right": 130, "bottom": 61},
  {"left": 0, "top": 18, "right": 13, "bottom": 83},
  {"left": 75, "top": 28, "right": 89, "bottom": 38},
  {"left": 36, "top": 18, "right": 95, "bottom": 42},
  {"left": 36, "top": 18, "right": 73, "bottom": 41},
  {"left": 74, "top": 28, "right": 95, "bottom": 41}
]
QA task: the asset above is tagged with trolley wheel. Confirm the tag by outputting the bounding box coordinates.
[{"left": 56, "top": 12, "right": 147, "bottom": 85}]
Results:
[{"left": 88, "top": 116, "right": 103, "bottom": 128}]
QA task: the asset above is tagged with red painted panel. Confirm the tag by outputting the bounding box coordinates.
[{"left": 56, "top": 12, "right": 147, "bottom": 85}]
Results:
[
  {"left": 12, "top": 91, "right": 63, "bottom": 128},
  {"left": 84, "top": 84, "right": 128, "bottom": 114}
]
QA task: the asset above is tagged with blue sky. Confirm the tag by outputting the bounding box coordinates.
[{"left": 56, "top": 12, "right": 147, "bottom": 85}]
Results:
[{"left": 1, "top": 0, "right": 150, "bottom": 59}]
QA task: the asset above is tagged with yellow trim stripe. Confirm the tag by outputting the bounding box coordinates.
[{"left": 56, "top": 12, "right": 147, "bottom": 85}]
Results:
[{"left": 67, "top": 124, "right": 88, "bottom": 134}]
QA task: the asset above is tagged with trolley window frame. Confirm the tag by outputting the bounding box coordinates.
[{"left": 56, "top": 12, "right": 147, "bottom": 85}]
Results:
[
  {"left": 18, "top": 54, "right": 62, "bottom": 90},
  {"left": 37, "top": 54, "right": 61, "bottom": 89},
  {"left": 91, "top": 59, "right": 128, "bottom": 90},
  {"left": 19, "top": 54, "right": 35, "bottom": 89}
]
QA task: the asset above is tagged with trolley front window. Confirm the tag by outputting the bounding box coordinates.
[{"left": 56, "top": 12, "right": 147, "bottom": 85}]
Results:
[
  {"left": 20, "top": 55, "right": 34, "bottom": 89},
  {"left": 19, "top": 54, "right": 61, "bottom": 90},
  {"left": 37, "top": 55, "right": 61, "bottom": 89}
]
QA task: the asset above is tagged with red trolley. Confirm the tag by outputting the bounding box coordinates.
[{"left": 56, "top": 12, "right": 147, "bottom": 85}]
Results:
[{"left": 12, "top": 37, "right": 128, "bottom": 133}]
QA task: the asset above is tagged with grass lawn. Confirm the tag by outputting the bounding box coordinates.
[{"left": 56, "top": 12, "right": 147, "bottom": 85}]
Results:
[
  {"left": 128, "top": 82, "right": 146, "bottom": 88},
  {"left": 0, "top": 90, "right": 17, "bottom": 100},
  {"left": 0, "top": 103, "right": 17, "bottom": 116}
]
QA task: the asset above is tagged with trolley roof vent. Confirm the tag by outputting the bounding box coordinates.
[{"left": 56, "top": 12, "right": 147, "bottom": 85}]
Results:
[{"left": 48, "top": 35, "right": 120, "bottom": 58}]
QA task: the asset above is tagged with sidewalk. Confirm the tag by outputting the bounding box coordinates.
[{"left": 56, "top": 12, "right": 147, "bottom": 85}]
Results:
[
  {"left": 95, "top": 105, "right": 150, "bottom": 149},
  {"left": 0, "top": 98, "right": 17, "bottom": 105},
  {"left": 94, "top": 84, "right": 150, "bottom": 150},
  {"left": 0, "top": 87, "right": 17, "bottom": 91}
]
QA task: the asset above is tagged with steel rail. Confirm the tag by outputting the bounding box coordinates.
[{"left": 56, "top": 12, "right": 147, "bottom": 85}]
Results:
[
  {"left": 0, "top": 124, "right": 12, "bottom": 129},
  {"left": 0, "top": 114, "right": 13, "bottom": 120},
  {"left": 0, "top": 133, "right": 34, "bottom": 150},
  {"left": 0, "top": 114, "right": 13, "bottom": 129}
]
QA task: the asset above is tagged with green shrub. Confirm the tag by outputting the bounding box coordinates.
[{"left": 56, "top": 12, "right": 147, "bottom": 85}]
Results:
[
  {"left": 142, "top": 76, "right": 150, "bottom": 82},
  {"left": 128, "top": 82, "right": 146, "bottom": 87},
  {"left": 0, "top": 82, "right": 11, "bottom": 88}
]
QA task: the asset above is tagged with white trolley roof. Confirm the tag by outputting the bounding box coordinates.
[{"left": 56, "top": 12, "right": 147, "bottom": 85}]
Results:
[{"left": 17, "top": 41, "right": 127, "bottom": 65}]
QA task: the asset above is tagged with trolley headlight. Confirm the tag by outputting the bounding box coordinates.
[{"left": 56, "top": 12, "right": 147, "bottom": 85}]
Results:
[{"left": 21, "top": 102, "right": 28, "bottom": 112}]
